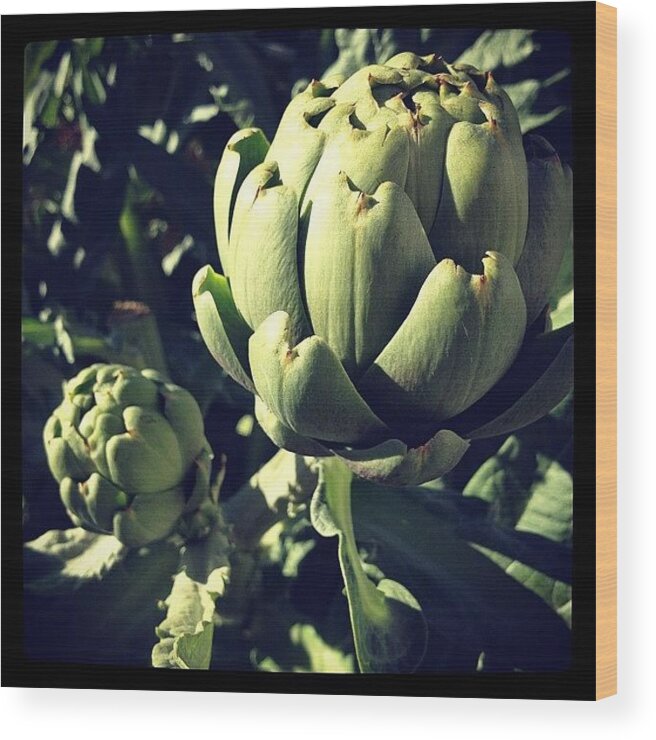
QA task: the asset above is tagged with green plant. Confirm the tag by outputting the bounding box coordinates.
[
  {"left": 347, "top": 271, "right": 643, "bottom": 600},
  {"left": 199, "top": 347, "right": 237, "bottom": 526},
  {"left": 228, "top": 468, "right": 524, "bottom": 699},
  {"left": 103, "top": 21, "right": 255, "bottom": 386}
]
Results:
[
  {"left": 43, "top": 363, "right": 213, "bottom": 547},
  {"left": 193, "top": 52, "right": 573, "bottom": 485},
  {"left": 24, "top": 30, "right": 575, "bottom": 677}
]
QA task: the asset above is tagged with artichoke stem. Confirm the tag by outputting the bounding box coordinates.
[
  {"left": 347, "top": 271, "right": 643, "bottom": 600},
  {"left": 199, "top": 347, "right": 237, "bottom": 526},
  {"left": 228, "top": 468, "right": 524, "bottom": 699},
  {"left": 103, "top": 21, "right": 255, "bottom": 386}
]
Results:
[
  {"left": 108, "top": 301, "right": 169, "bottom": 378},
  {"left": 321, "top": 458, "right": 386, "bottom": 619}
]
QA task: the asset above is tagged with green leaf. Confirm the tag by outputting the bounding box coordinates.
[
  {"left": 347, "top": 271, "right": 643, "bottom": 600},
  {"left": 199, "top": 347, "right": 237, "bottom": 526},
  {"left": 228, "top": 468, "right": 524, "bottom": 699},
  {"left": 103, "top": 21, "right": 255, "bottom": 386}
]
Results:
[
  {"left": 350, "top": 480, "right": 571, "bottom": 670},
  {"left": 22, "top": 316, "right": 57, "bottom": 346},
  {"left": 551, "top": 289, "right": 574, "bottom": 330},
  {"left": 504, "top": 77, "right": 567, "bottom": 134},
  {"left": 464, "top": 435, "right": 573, "bottom": 542},
  {"left": 23, "top": 69, "right": 55, "bottom": 163},
  {"left": 457, "top": 31, "right": 570, "bottom": 135},
  {"left": 153, "top": 516, "right": 231, "bottom": 669},
  {"left": 321, "top": 29, "right": 381, "bottom": 81},
  {"left": 24, "top": 40, "right": 58, "bottom": 93},
  {"left": 198, "top": 34, "right": 279, "bottom": 135},
  {"left": 457, "top": 30, "right": 539, "bottom": 71},
  {"left": 464, "top": 431, "right": 573, "bottom": 626},
  {"left": 463, "top": 435, "right": 536, "bottom": 517},
  {"left": 24, "top": 541, "right": 180, "bottom": 666},
  {"left": 222, "top": 449, "right": 319, "bottom": 555},
  {"left": 152, "top": 571, "right": 219, "bottom": 670},
  {"left": 24, "top": 528, "right": 127, "bottom": 594},
  {"left": 180, "top": 515, "right": 233, "bottom": 595},
  {"left": 79, "top": 37, "right": 105, "bottom": 59},
  {"left": 256, "top": 624, "right": 355, "bottom": 674},
  {"left": 517, "top": 454, "right": 573, "bottom": 541},
  {"left": 473, "top": 547, "right": 572, "bottom": 628}
]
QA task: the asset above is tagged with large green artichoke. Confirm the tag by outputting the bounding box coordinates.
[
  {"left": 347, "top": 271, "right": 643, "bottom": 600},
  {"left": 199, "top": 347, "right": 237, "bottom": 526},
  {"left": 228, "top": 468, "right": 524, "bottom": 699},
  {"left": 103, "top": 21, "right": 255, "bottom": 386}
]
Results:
[
  {"left": 43, "top": 364, "right": 212, "bottom": 547},
  {"left": 193, "top": 52, "right": 573, "bottom": 486}
]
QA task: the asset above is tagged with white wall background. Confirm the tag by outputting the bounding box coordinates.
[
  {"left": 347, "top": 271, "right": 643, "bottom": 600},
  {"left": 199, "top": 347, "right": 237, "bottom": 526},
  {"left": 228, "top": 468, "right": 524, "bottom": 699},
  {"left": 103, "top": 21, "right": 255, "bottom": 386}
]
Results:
[{"left": 2, "top": 0, "right": 654, "bottom": 736}]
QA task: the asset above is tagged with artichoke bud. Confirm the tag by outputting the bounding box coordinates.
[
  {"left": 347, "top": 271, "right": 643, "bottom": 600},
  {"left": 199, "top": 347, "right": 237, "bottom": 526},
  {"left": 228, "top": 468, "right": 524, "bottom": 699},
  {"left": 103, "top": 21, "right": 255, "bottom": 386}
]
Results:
[
  {"left": 195, "top": 50, "right": 573, "bottom": 486},
  {"left": 44, "top": 364, "right": 213, "bottom": 547}
]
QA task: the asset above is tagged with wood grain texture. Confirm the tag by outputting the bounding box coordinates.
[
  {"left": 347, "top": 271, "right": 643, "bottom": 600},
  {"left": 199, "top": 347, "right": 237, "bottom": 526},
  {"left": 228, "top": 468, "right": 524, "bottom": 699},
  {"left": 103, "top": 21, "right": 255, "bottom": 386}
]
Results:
[{"left": 595, "top": 1, "right": 617, "bottom": 701}]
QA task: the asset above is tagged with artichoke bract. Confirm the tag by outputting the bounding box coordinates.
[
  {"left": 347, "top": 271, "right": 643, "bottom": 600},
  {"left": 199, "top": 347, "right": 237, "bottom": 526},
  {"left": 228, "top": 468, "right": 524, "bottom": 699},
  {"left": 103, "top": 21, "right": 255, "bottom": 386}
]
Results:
[
  {"left": 193, "top": 52, "right": 574, "bottom": 486},
  {"left": 43, "top": 364, "right": 212, "bottom": 547}
]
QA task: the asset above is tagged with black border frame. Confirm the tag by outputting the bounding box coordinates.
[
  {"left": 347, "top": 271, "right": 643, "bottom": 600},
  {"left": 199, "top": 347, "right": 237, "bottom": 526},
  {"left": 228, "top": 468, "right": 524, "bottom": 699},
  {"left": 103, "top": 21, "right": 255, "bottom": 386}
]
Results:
[{"left": 1, "top": 2, "right": 597, "bottom": 700}]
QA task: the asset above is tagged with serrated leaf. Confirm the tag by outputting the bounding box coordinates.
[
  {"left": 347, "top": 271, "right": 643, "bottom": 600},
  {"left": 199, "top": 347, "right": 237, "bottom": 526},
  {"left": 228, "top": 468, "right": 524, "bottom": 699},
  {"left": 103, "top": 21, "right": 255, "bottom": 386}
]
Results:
[
  {"left": 320, "top": 28, "right": 435, "bottom": 82},
  {"left": 463, "top": 431, "right": 573, "bottom": 627},
  {"left": 517, "top": 454, "right": 573, "bottom": 542},
  {"left": 457, "top": 30, "right": 570, "bottom": 135},
  {"left": 321, "top": 29, "right": 379, "bottom": 80},
  {"left": 153, "top": 516, "right": 231, "bottom": 669},
  {"left": 503, "top": 73, "right": 569, "bottom": 134},
  {"left": 152, "top": 571, "right": 220, "bottom": 670},
  {"left": 24, "top": 528, "right": 126, "bottom": 594},
  {"left": 457, "top": 29, "right": 539, "bottom": 70},
  {"left": 180, "top": 516, "right": 232, "bottom": 596},
  {"left": 222, "top": 449, "right": 318, "bottom": 549},
  {"left": 463, "top": 436, "right": 536, "bottom": 518}
]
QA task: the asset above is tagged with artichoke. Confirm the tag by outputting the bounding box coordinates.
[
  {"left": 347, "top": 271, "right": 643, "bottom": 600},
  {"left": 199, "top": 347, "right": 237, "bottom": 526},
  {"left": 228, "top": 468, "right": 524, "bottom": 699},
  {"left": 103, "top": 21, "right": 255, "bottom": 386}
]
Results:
[
  {"left": 43, "top": 364, "right": 212, "bottom": 547},
  {"left": 193, "top": 52, "right": 573, "bottom": 486}
]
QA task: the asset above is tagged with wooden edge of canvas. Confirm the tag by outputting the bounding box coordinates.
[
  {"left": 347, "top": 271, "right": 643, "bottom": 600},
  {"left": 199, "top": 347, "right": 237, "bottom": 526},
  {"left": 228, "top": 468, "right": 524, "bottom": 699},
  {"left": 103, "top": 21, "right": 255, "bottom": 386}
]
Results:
[{"left": 595, "top": 1, "right": 617, "bottom": 701}]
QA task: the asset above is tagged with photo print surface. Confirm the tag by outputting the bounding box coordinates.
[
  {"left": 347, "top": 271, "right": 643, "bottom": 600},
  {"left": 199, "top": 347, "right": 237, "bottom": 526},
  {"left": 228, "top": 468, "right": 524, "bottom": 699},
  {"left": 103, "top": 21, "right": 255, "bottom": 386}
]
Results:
[{"left": 9, "top": 9, "right": 592, "bottom": 698}]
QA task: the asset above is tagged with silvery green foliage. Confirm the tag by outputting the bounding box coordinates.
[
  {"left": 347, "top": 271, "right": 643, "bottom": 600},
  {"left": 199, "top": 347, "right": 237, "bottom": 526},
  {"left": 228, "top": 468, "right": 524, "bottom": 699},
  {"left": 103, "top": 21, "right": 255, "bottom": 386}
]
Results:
[
  {"left": 455, "top": 30, "right": 571, "bottom": 134},
  {"left": 43, "top": 363, "right": 213, "bottom": 547},
  {"left": 193, "top": 51, "right": 574, "bottom": 485},
  {"left": 23, "top": 528, "right": 126, "bottom": 594},
  {"left": 151, "top": 571, "right": 220, "bottom": 670}
]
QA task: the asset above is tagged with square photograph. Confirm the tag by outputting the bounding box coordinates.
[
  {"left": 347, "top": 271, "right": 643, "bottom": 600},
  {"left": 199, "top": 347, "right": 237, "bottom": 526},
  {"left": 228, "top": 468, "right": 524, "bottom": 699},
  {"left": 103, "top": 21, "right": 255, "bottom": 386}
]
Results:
[{"left": 3, "top": 2, "right": 615, "bottom": 700}]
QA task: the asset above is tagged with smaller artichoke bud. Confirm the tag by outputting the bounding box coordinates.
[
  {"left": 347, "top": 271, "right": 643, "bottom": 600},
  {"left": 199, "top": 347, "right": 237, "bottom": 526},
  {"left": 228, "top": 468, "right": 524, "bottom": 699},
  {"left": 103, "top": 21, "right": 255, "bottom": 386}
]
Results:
[{"left": 43, "top": 364, "right": 213, "bottom": 548}]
